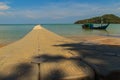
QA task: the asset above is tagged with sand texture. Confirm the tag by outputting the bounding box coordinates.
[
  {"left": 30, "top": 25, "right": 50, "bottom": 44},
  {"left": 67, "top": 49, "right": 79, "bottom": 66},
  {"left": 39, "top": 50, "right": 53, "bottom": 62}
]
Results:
[
  {"left": 63, "top": 35, "right": 120, "bottom": 80},
  {"left": 0, "top": 25, "right": 94, "bottom": 80}
]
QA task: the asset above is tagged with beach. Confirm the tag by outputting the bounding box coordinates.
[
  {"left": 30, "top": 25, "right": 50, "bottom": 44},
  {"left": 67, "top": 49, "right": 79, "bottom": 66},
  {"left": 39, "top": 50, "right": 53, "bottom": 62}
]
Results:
[
  {"left": 0, "top": 25, "right": 120, "bottom": 80},
  {"left": 1, "top": 0, "right": 120, "bottom": 79},
  {"left": 1, "top": 35, "right": 120, "bottom": 48},
  {"left": 63, "top": 35, "right": 120, "bottom": 80},
  {"left": 0, "top": 25, "right": 94, "bottom": 80},
  {"left": 67, "top": 35, "right": 120, "bottom": 45},
  {"left": 0, "top": 44, "right": 6, "bottom": 48}
]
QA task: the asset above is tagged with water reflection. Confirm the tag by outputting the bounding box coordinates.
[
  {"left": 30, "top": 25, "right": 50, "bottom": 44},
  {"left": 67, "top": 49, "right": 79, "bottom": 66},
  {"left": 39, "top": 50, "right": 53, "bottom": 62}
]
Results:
[{"left": 82, "top": 29, "right": 110, "bottom": 36}]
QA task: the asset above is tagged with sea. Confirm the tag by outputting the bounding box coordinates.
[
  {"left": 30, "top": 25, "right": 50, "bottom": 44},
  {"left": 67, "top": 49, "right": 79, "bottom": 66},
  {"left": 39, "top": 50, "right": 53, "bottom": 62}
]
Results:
[{"left": 0, "top": 24, "right": 120, "bottom": 44}]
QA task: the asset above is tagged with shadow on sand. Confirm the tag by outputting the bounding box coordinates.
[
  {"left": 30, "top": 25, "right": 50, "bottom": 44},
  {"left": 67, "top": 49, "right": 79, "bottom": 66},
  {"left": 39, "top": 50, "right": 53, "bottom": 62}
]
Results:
[
  {"left": 54, "top": 42, "right": 120, "bottom": 80},
  {"left": 0, "top": 54, "right": 94, "bottom": 80},
  {"left": 32, "top": 54, "right": 94, "bottom": 80},
  {"left": 43, "top": 69, "right": 65, "bottom": 80},
  {"left": 0, "top": 63, "right": 33, "bottom": 80}
]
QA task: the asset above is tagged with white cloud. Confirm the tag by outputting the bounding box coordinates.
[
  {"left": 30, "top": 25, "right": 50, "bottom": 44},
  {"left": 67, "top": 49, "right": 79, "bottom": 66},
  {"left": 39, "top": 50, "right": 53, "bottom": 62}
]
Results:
[{"left": 0, "top": 2, "right": 10, "bottom": 10}]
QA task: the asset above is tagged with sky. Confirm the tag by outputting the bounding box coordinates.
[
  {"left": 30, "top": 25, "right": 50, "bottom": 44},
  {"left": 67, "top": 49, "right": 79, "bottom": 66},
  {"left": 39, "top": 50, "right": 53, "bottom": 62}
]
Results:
[{"left": 0, "top": 0, "right": 120, "bottom": 24}]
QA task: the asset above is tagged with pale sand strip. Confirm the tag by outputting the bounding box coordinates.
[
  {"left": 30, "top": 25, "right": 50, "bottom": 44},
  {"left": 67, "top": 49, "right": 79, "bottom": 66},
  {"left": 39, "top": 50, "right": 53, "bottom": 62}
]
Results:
[{"left": 0, "top": 25, "right": 94, "bottom": 80}]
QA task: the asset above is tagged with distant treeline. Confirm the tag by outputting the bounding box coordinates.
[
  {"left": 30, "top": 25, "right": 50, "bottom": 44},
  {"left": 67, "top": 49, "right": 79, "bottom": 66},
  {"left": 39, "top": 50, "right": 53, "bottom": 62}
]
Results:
[{"left": 75, "top": 14, "right": 120, "bottom": 24}]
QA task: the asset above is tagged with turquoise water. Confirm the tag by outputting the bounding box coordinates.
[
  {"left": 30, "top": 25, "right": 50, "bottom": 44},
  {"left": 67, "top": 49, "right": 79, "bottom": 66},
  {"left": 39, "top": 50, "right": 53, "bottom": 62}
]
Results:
[
  {"left": 0, "top": 24, "right": 120, "bottom": 44},
  {"left": 42, "top": 24, "right": 120, "bottom": 37},
  {"left": 0, "top": 24, "right": 35, "bottom": 44}
]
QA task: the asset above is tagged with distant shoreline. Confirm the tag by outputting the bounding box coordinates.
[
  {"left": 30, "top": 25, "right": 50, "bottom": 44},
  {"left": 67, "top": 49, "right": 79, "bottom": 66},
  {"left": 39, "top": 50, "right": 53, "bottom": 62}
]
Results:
[{"left": 75, "top": 14, "right": 120, "bottom": 24}]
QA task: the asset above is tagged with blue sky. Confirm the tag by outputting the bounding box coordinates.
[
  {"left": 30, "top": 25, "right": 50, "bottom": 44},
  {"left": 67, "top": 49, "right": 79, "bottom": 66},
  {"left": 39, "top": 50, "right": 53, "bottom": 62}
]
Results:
[{"left": 0, "top": 0, "right": 120, "bottom": 24}]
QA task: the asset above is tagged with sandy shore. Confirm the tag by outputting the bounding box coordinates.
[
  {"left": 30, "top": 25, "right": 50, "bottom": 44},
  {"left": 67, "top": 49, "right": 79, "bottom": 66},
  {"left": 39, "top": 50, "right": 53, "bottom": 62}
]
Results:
[
  {"left": 0, "top": 44, "right": 6, "bottom": 48},
  {"left": 1, "top": 35, "right": 120, "bottom": 48},
  {"left": 0, "top": 25, "right": 94, "bottom": 80},
  {"left": 0, "top": 25, "right": 120, "bottom": 80},
  {"left": 67, "top": 35, "right": 120, "bottom": 45},
  {"left": 63, "top": 36, "right": 120, "bottom": 80}
]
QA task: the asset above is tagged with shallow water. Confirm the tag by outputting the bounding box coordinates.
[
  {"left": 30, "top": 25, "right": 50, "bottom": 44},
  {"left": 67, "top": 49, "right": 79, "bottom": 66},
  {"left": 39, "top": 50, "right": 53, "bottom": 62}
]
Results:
[{"left": 0, "top": 24, "right": 120, "bottom": 44}]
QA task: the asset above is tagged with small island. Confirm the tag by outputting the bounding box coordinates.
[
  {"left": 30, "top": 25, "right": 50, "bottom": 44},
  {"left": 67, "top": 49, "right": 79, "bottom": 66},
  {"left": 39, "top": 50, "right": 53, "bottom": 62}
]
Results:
[{"left": 75, "top": 14, "right": 120, "bottom": 24}]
